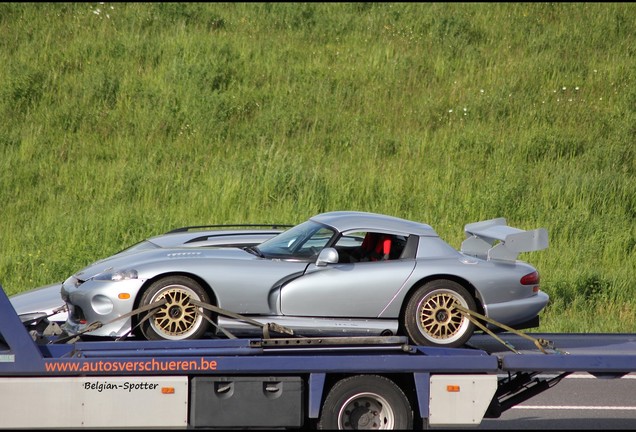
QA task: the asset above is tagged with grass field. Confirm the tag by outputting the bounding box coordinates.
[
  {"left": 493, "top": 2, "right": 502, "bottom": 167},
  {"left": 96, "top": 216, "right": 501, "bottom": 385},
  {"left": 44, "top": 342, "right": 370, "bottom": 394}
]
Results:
[{"left": 0, "top": 3, "right": 634, "bottom": 332}]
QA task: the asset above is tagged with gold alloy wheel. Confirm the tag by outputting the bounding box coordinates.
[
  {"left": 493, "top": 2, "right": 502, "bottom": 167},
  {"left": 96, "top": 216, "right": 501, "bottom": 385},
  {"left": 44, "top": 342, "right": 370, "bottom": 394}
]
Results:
[
  {"left": 418, "top": 288, "right": 467, "bottom": 342},
  {"left": 151, "top": 286, "right": 201, "bottom": 337}
]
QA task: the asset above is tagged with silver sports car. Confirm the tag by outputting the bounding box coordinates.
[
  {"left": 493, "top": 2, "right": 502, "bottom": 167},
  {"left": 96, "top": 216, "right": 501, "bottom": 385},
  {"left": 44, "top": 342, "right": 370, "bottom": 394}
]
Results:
[{"left": 60, "top": 211, "right": 549, "bottom": 348}]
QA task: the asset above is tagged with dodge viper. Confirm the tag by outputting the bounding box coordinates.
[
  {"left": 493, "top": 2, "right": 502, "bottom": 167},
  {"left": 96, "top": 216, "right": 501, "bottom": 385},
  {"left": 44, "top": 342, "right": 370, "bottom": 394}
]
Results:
[{"left": 58, "top": 211, "right": 549, "bottom": 348}]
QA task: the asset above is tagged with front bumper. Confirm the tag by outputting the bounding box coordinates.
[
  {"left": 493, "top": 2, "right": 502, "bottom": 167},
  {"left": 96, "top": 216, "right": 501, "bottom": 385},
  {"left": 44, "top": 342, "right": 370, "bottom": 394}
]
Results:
[{"left": 61, "top": 277, "right": 144, "bottom": 337}]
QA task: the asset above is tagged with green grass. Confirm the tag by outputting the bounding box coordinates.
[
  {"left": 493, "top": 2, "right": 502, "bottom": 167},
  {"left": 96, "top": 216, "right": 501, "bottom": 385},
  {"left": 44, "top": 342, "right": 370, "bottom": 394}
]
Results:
[{"left": 0, "top": 3, "right": 634, "bottom": 333}]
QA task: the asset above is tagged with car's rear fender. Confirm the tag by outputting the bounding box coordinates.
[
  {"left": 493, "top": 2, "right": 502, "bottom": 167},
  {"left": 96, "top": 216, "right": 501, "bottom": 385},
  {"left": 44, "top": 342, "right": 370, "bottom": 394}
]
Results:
[{"left": 395, "top": 274, "right": 484, "bottom": 325}]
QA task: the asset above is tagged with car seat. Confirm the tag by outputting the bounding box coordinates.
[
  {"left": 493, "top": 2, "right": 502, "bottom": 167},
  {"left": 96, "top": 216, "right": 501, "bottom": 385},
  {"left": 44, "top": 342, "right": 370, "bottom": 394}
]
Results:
[{"left": 360, "top": 233, "right": 392, "bottom": 261}]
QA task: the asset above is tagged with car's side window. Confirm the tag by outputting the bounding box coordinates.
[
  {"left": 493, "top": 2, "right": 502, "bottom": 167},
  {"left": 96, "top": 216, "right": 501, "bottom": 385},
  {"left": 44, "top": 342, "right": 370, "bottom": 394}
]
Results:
[{"left": 333, "top": 231, "right": 407, "bottom": 263}]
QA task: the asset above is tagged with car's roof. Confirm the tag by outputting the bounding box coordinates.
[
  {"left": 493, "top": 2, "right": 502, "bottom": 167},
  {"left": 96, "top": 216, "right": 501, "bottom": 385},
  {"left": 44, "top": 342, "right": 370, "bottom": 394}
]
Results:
[{"left": 311, "top": 211, "right": 438, "bottom": 237}]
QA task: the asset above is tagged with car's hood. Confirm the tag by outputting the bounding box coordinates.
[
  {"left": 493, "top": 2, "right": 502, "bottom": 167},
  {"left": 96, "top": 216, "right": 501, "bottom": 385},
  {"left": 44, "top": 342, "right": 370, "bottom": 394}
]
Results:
[
  {"left": 9, "top": 282, "right": 66, "bottom": 316},
  {"left": 74, "top": 247, "right": 256, "bottom": 281}
]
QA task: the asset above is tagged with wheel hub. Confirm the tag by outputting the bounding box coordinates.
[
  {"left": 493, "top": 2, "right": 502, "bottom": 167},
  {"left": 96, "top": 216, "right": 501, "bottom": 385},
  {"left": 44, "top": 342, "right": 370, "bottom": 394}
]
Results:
[
  {"left": 339, "top": 394, "right": 392, "bottom": 429},
  {"left": 419, "top": 291, "right": 465, "bottom": 340},
  {"left": 152, "top": 287, "right": 199, "bottom": 337},
  {"left": 348, "top": 403, "right": 380, "bottom": 429},
  {"left": 168, "top": 305, "right": 182, "bottom": 319},
  {"left": 435, "top": 310, "right": 449, "bottom": 322}
]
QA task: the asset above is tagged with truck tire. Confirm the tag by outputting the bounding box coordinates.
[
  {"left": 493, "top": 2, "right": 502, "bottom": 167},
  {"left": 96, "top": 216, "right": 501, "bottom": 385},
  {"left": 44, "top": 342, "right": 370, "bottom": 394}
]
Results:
[
  {"left": 403, "top": 279, "right": 476, "bottom": 348},
  {"left": 138, "top": 276, "right": 210, "bottom": 340},
  {"left": 317, "top": 375, "right": 413, "bottom": 430}
]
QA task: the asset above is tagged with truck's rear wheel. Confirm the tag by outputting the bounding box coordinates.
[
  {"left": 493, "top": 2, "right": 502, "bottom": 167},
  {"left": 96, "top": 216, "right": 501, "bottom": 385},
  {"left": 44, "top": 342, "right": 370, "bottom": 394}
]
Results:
[
  {"left": 317, "top": 375, "right": 413, "bottom": 430},
  {"left": 139, "top": 276, "right": 210, "bottom": 341}
]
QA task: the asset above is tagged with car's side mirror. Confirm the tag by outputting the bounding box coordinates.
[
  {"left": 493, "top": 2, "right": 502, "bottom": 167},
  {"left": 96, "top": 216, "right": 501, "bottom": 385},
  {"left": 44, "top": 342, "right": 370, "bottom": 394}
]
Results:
[{"left": 316, "top": 248, "right": 339, "bottom": 266}]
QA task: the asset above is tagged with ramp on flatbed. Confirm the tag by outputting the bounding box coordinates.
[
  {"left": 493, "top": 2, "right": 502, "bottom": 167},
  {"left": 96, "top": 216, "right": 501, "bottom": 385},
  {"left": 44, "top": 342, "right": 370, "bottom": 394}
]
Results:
[{"left": 469, "top": 333, "right": 636, "bottom": 374}]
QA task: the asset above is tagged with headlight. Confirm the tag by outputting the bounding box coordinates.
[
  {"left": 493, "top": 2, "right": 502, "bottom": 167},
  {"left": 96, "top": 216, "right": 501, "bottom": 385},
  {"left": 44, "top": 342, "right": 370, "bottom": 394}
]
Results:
[{"left": 93, "top": 268, "right": 138, "bottom": 281}]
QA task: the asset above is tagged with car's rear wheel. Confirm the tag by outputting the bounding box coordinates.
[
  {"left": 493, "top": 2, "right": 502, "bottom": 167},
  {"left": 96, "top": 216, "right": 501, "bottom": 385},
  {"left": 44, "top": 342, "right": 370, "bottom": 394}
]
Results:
[
  {"left": 138, "top": 276, "right": 210, "bottom": 341},
  {"left": 403, "top": 280, "right": 476, "bottom": 348}
]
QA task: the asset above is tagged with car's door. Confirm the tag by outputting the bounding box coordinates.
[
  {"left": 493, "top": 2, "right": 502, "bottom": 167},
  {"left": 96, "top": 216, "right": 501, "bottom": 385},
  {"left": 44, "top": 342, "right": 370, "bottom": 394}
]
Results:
[
  {"left": 279, "top": 231, "right": 417, "bottom": 317},
  {"left": 279, "top": 260, "right": 416, "bottom": 317}
]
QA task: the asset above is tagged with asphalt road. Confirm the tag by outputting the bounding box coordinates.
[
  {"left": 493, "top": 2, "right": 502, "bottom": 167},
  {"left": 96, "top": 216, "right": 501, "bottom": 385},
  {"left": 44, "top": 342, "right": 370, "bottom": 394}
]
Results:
[{"left": 477, "top": 372, "right": 636, "bottom": 430}]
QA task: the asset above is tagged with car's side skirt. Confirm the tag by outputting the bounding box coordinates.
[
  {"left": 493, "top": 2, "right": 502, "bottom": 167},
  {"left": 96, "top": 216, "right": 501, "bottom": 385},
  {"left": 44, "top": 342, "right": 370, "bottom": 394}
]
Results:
[{"left": 216, "top": 316, "right": 399, "bottom": 338}]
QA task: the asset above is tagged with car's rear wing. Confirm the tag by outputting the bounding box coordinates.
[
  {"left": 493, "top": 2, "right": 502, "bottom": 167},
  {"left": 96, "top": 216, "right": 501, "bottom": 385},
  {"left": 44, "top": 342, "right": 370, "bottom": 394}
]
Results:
[{"left": 461, "top": 218, "right": 548, "bottom": 262}]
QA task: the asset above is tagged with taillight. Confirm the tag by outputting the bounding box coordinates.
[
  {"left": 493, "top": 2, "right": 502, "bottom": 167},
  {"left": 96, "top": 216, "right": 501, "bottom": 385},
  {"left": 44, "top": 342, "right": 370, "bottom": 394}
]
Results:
[{"left": 520, "top": 271, "right": 540, "bottom": 285}]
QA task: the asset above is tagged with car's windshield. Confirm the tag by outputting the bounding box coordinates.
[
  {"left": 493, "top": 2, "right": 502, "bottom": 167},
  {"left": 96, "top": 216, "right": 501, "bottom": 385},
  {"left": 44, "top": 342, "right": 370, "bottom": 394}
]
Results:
[{"left": 256, "top": 220, "right": 335, "bottom": 260}]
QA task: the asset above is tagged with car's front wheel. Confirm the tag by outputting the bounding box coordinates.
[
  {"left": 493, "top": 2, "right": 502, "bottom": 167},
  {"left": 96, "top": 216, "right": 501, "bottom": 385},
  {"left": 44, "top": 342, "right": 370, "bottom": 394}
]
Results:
[
  {"left": 138, "top": 276, "right": 210, "bottom": 341},
  {"left": 403, "top": 280, "right": 476, "bottom": 348}
]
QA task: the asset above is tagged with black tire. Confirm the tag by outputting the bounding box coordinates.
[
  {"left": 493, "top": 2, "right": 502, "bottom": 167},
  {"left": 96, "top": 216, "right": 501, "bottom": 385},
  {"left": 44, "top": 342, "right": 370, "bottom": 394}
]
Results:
[
  {"left": 138, "top": 275, "right": 210, "bottom": 341},
  {"left": 317, "top": 375, "right": 413, "bottom": 430},
  {"left": 403, "top": 279, "right": 476, "bottom": 348}
]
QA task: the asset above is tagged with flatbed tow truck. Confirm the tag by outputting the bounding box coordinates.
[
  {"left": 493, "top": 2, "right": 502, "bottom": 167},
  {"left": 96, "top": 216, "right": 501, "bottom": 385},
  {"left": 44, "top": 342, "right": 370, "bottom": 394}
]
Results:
[{"left": 1, "top": 284, "right": 635, "bottom": 429}]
